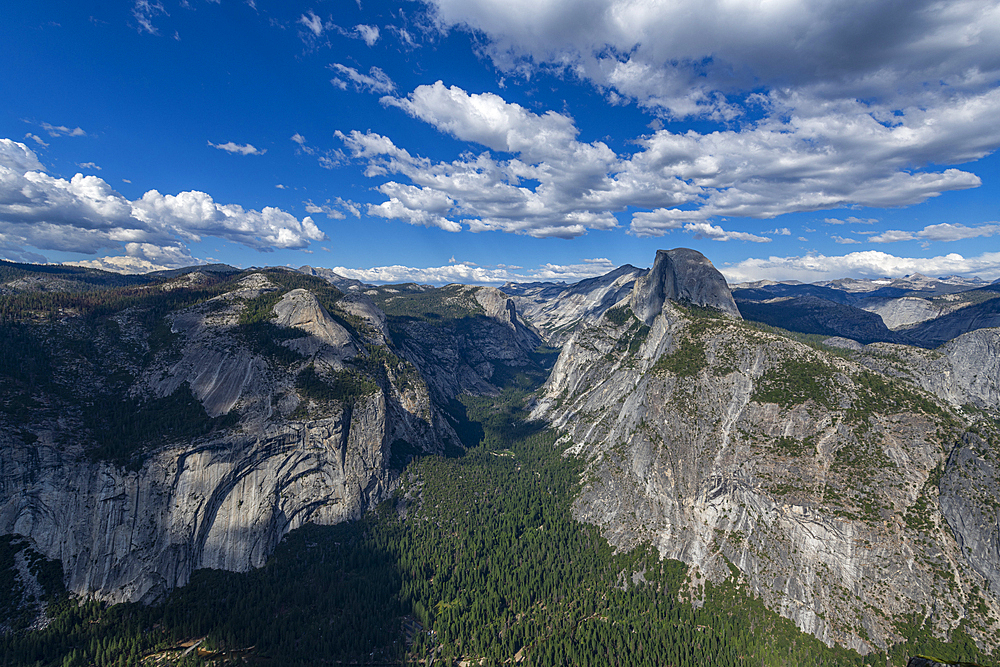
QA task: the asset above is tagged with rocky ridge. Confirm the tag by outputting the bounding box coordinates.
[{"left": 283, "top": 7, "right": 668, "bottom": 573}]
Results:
[
  {"left": 501, "top": 265, "right": 646, "bottom": 344},
  {"left": 0, "top": 270, "right": 454, "bottom": 603},
  {"left": 530, "top": 248, "right": 1000, "bottom": 654}
]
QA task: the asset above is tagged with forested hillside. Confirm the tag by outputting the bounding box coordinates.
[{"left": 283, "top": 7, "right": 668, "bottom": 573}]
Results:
[
  {"left": 0, "top": 258, "right": 997, "bottom": 666},
  {"left": 2, "top": 386, "right": 994, "bottom": 666}
]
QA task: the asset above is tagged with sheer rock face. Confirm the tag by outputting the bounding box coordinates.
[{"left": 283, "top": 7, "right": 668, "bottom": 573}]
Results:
[
  {"left": 0, "top": 274, "right": 448, "bottom": 604},
  {"left": 630, "top": 248, "right": 740, "bottom": 324},
  {"left": 939, "top": 433, "right": 1000, "bottom": 597},
  {"left": 858, "top": 328, "right": 1000, "bottom": 412},
  {"left": 532, "top": 299, "right": 1000, "bottom": 654},
  {"left": 390, "top": 286, "right": 543, "bottom": 405},
  {"left": 860, "top": 296, "right": 958, "bottom": 330},
  {"left": 273, "top": 288, "right": 357, "bottom": 358},
  {"left": 0, "top": 396, "right": 392, "bottom": 604},
  {"left": 502, "top": 265, "right": 646, "bottom": 345}
]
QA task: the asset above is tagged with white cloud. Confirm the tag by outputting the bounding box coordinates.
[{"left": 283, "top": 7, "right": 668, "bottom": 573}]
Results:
[
  {"left": 133, "top": 190, "right": 325, "bottom": 249},
  {"left": 291, "top": 132, "right": 316, "bottom": 156},
  {"left": 722, "top": 250, "right": 1000, "bottom": 284},
  {"left": 765, "top": 228, "right": 791, "bottom": 236},
  {"left": 64, "top": 242, "right": 201, "bottom": 274},
  {"left": 304, "top": 199, "right": 346, "bottom": 219},
  {"left": 869, "top": 229, "right": 917, "bottom": 243},
  {"left": 77, "top": 162, "right": 102, "bottom": 170},
  {"left": 825, "top": 216, "right": 878, "bottom": 225},
  {"left": 342, "top": 83, "right": 990, "bottom": 239},
  {"left": 914, "top": 222, "right": 1000, "bottom": 242},
  {"left": 373, "top": 1, "right": 1000, "bottom": 240},
  {"left": 331, "top": 257, "right": 618, "bottom": 285},
  {"left": 870, "top": 222, "right": 1000, "bottom": 243},
  {"left": 24, "top": 133, "right": 48, "bottom": 148},
  {"left": 426, "top": 0, "right": 1000, "bottom": 119},
  {"left": 132, "top": 0, "right": 167, "bottom": 35},
  {"left": 298, "top": 11, "right": 324, "bottom": 37},
  {"left": 368, "top": 182, "right": 462, "bottom": 232},
  {"left": 39, "top": 123, "right": 86, "bottom": 138},
  {"left": 355, "top": 24, "right": 380, "bottom": 46},
  {"left": 384, "top": 81, "right": 581, "bottom": 160},
  {"left": 0, "top": 138, "right": 327, "bottom": 267},
  {"left": 208, "top": 140, "right": 266, "bottom": 156},
  {"left": 684, "top": 222, "right": 771, "bottom": 243},
  {"left": 330, "top": 64, "right": 396, "bottom": 94},
  {"left": 832, "top": 235, "right": 862, "bottom": 244},
  {"left": 1, "top": 139, "right": 44, "bottom": 172}
]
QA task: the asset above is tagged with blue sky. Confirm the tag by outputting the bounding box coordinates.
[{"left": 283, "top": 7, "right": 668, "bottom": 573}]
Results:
[{"left": 1, "top": 0, "right": 999, "bottom": 284}]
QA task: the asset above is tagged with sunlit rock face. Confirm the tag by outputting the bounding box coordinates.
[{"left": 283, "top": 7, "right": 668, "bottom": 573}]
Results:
[
  {"left": 0, "top": 396, "right": 392, "bottom": 604},
  {"left": 630, "top": 248, "right": 740, "bottom": 324},
  {"left": 502, "top": 265, "right": 646, "bottom": 345},
  {"left": 531, "top": 252, "right": 1000, "bottom": 655},
  {"left": 0, "top": 273, "right": 451, "bottom": 603}
]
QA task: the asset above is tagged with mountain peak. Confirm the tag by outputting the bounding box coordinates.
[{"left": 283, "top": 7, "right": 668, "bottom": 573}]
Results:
[{"left": 630, "top": 248, "right": 741, "bottom": 324}]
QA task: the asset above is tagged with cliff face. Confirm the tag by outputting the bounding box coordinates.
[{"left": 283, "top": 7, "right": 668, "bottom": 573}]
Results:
[
  {"left": 367, "top": 284, "right": 546, "bottom": 406},
  {"left": 631, "top": 248, "right": 740, "bottom": 324},
  {"left": 0, "top": 270, "right": 451, "bottom": 603},
  {"left": 0, "top": 395, "right": 394, "bottom": 604},
  {"left": 531, "top": 250, "right": 1000, "bottom": 654},
  {"left": 502, "top": 265, "right": 646, "bottom": 344}
]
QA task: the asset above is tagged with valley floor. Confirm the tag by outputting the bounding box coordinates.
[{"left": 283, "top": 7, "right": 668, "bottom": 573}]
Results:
[{"left": 0, "top": 387, "right": 994, "bottom": 667}]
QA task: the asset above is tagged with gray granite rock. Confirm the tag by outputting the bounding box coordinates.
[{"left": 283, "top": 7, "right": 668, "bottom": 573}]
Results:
[{"left": 630, "top": 248, "right": 740, "bottom": 324}]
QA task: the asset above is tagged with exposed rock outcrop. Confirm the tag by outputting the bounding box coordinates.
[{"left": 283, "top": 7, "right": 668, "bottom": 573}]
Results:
[
  {"left": 859, "top": 296, "right": 963, "bottom": 330},
  {"left": 630, "top": 248, "right": 740, "bottom": 324},
  {"left": 377, "top": 285, "right": 545, "bottom": 406},
  {"left": 857, "top": 328, "right": 1000, "bottom": 411},
  {"left": 530, "top": 255, "right": 1000, "bottom": 654},
  {"left": 899, "top": 297, "right": 1000, "bottom": 348},
  {"left": 939, "top": 432, "right": 1000, "bottom": 597},
  {"left": 502, "top": 265, "right": 646, "bottom": 344},
  {"left": 0, "top": 394, "right": 396, "bottom": 604},
  {"left": 0, "top": 272, "right": 450, "bottom": 603},
  {"left": 735, "top": 295, "right": 897, "bottom": 345}
]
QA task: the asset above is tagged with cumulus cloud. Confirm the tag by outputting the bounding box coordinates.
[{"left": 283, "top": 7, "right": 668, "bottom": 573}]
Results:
[
  {"left": 684, "top": 222, "right": 771, "bottom": 243},
  {"left": 208, "top": 140, "right": 266, "bottom": 155},
  {"left": 340, "top": 1, "right": 1000, "bottom": 242},
  {"left": 425, "top": 0, "right": 1000, "bottom": 118},
  {"left": 0, "top": 138, "right": 326, "bottom": 267},
  {"left": 331, "top": 257, "right": 618, "bottom": 285},
  {"left": 870, "top": 222, "right": 1000, "bottom": 243},
  {"left": 132, "top": 190, "right": 325, "bottom": 249},
  {"left": 331, "top": 64, "right": 396, "bottom": 94},
  {"left": 355, "top": 24, "right": 380, "bottom": 46},
  {"left": 832, "top": 235, "right": 862, "bottom": 244},
  {"left": 341, "top": 83, "right": 989, "bottom": 239},
  {"left": 77, "top": 162, "right": 101, "bottom": 170},
  {"left": 1, "top": 139, "right": 44, "bottom": 172},
  {"left": 722, "top": 250, "right": 1000, "bottom": 284},
  {"left": 64, "top": 242, "right": 201, "bottom": 274}
]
